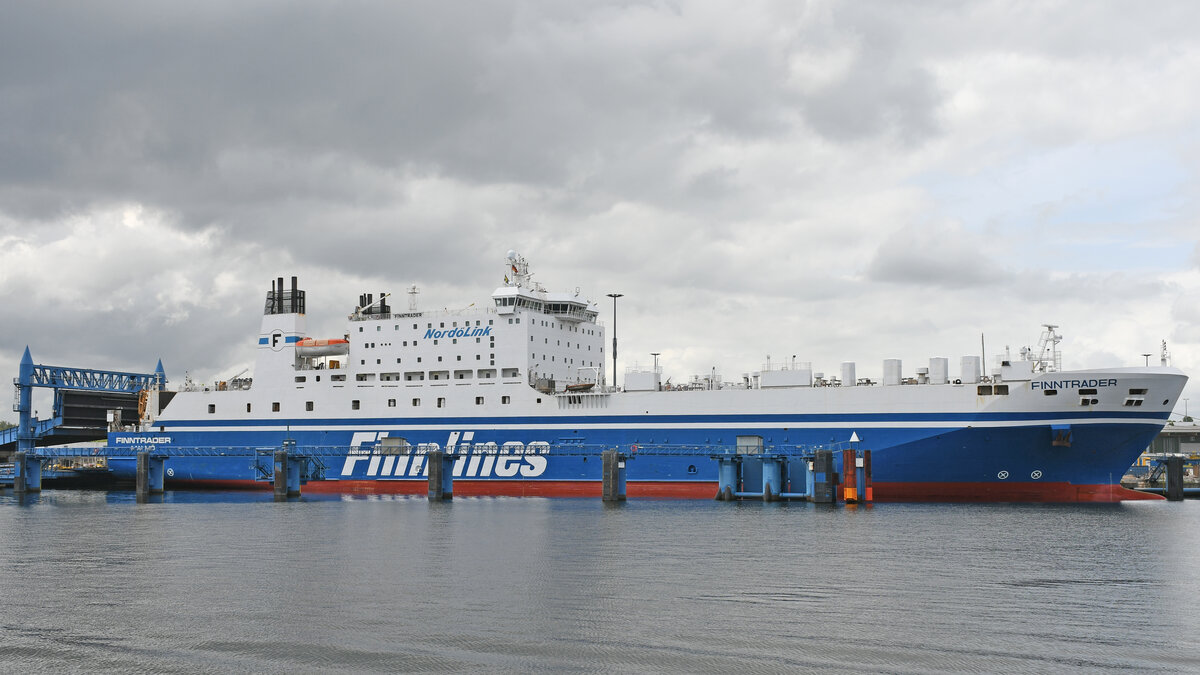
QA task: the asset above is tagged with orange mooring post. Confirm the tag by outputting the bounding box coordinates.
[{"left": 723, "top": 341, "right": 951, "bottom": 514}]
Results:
[{"left": 842, "top": 449, "right": 858, "bottom": 503}]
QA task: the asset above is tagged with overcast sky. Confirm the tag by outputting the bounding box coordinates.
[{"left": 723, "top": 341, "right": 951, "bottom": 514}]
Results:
[{"left": 3, "top": 1, "right": 1199, "bottom": 421}]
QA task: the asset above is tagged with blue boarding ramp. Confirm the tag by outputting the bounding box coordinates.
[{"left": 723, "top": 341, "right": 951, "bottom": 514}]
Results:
[{"left": 7, "top": 347, "right": 163, "bottom": 492}]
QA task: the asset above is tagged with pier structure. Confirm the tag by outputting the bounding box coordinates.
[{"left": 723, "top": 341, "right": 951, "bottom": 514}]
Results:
[
  {"left": 713, "top": 446, "right": 867, "bottom": 503},
  {"left": 5, "top": 347, "right": 162, "bottom": 493},
  {"left": 10, "top": 441, "right": 869, "bottom": 502}
]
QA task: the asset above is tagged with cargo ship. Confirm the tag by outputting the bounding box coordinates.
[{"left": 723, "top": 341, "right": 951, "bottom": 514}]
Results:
[{"left": 107, "top": 252, "right": 1188, "bottom": 501}]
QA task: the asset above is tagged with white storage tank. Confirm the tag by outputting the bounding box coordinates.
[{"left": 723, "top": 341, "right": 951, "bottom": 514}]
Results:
[
  {"left": 929, "top": 357, "right": 949, "bottom": 385},
  {"left": 883, "top": 359, "right": 902, "bottom": 386},
  {"left": 960, "top": 356, "right": 981, "bottom": 384},
  {"left": 841, "top": 362, "right": 856, "bottom": 387}
]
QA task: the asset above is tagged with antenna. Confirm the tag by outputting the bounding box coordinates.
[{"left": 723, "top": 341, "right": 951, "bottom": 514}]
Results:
[{"left": 1034, "top": 324, "right": 1062, "bottom": 373}]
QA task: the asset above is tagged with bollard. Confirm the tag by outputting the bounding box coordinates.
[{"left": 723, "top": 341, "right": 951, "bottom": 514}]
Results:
[
  {"left": 602, "top": 449, "right": 627, "bottom": 501},
  {"left": 427, "top": 450, "right": 453, "bottom": 500},
  {"left": 14, "top": 451, "right": 42, "bottom": 494},
  {"left": 715, "top": 457, "right": 738, "bottom": 501},
  {"left": 1165, "top": 456, "right": 1185, "bottom": 502}
]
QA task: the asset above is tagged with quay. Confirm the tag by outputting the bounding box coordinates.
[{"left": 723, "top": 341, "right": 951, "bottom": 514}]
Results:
[{"left": 1, "top": 441, "right": 874, "bottom": 504}]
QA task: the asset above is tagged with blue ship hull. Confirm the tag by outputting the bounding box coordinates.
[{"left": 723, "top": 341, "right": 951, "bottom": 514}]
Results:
[{"left": 107, "top": 410, "right": 1168, "bottom": 501}]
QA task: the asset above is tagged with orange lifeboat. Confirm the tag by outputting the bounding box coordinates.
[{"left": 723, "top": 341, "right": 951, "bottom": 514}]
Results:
[{"left": 295, "top": 337, "right": 350, "bottom": 357}]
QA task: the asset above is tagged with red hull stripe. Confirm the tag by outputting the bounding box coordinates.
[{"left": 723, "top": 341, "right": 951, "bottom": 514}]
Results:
[
  {"left": 870, "top": 481, "right": 1164, "bottom": 503},
  {"left": 168, "top": 479, "right": 718, "bottom": 499},
  {"left": 165, "top": 479, "right": 1162, "bottom": 502}
]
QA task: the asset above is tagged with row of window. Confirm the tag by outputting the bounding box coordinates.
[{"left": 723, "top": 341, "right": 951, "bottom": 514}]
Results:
[
  {"left": 531, "top": 353, "right": 595, "bottom": 366},
  {"left": 536, "top": 319, "right": 595, "bottom": 334},
  {"left": 357, "top": 353, "right": 496, "bottom": 366},
  {"left": 209, "top": 395, "right": 516, "bottom": 414},
  {"left": 363, "top": 336, "right": 496, "bottom": 349},
  {"left": 1041, "top": 387, "right": 1151, "bottom": 407},
  {"left": 359, "top": 319, "right": 495, "bottom": 332},
  {"left": 531, "top": 336, "right": 593, "bottom": 350},
  {"left": 297, "top": 367, "right": 522, "bottom": 384}
]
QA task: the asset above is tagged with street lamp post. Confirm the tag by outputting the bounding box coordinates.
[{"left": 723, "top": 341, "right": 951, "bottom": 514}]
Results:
[{"left": 607, "top": 293, "right": 623, "bottom": 390}]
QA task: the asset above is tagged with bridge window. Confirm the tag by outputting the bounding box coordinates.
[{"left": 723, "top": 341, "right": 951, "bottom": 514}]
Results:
[{"left": 208, "top": 404, "right": 216, "bottom": 414}]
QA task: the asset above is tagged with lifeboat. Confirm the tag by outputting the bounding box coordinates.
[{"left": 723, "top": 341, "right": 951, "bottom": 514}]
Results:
[{"left": 295, "top": 337, "right": 350, "bottom": 357}]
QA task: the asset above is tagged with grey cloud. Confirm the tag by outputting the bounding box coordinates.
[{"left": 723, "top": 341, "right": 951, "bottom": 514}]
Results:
[
  {"left": 0, "top": 2, "right": 950, "bottom": 228},
  {"left": 865, "top": 224, "right": 1009, "bottom": 288}
]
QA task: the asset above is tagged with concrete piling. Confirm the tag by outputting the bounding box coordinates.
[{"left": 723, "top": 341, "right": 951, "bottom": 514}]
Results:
[
  {"left": 602, "top": 449, "right": 627, "bottom": 501},
  {"left": 136, "top": 451, "right": 165, "bottom": 498},
  {"left": 1165, "top": 456, "right": 1185, "bottom": 502},
  {"left": 427, "top": 450, "right": 454, "bottom": 500}
]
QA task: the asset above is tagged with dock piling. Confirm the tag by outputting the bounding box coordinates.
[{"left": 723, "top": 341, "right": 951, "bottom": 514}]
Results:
[
  {"left": 13, "top": 451, "right": 42, "bottom": 493},
  {"left": 602, "top": 449, "right": 627, "bottom": 501},
  {"left": 427, "top": 450, "right": 454, "bottom": 500},
  {"left": 810, "top": 449, "right": 835, "bottom": 503},
  {"left": 715, "top": 456, "right": 738, "bottom": 500},
  {"left": 761, "top": 456, "right": 782, "bottom": 502},
  {"left": 1165, "top": 456, "right": 1185, "bottom": 501},
  {"left": 136, "top": 451, "right": 165, "bottom": 497}
]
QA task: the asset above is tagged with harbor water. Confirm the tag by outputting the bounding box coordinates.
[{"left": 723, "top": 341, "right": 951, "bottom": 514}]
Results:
[{"left": 1, "top": 492, "right": 1198, "bottom": 673}]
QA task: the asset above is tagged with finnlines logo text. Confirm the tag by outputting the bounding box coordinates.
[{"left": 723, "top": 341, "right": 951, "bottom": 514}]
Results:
[
  {"left": 342, "top": 431, "right": 547, "bottom": 478},
  {"left": 1031, "top": 378, "right": 1118, "bottom": 390},
  {"left": 424, "top": 326, "right": 491, "bottom": 339}
]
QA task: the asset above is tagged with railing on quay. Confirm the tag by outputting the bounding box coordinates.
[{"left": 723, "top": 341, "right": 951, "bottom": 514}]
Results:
[{"left": 23, "top": 440, "right": 865, "bottom": 460}]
